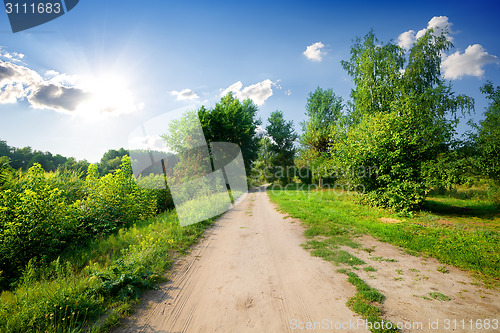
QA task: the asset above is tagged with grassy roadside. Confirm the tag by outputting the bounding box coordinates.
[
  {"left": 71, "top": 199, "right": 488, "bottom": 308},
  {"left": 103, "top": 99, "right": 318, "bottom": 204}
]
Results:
[
  {"left": 268, "top": 185, "right": 499, "bottom": 287},
  {"left": 0, "top": 210, "right": 215, "bottom": 332},
  {"left": 268, "top": 185, "right": 499, "bottom": 332}
]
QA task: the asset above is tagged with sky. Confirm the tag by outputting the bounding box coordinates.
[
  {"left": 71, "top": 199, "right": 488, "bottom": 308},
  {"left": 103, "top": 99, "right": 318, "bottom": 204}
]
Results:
[{"left": 1, "top": 0, "right": 499, "bottom": 162}]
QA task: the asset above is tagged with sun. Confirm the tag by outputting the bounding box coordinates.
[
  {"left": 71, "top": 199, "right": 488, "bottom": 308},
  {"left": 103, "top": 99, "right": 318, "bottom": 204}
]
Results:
[{"left": 75, "top": 72, "right": 143, "bottom": 119}]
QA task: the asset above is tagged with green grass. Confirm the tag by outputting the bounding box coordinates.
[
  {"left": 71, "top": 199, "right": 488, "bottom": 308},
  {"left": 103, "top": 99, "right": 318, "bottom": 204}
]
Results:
[
  {"left": 428, "top": 292, "right": 451, "bottom": 301},
  {"left": 0, "top": 210, "right": 215, "bottom": 332},
  {"left": 436, "top": 265, "right": 449, "bottom": 274},
  {"left": 343, "top": 272, "right": 398, "bottom": 333},
  {"left": 268, "top": 185, "right": 500, "bottom": 288}
]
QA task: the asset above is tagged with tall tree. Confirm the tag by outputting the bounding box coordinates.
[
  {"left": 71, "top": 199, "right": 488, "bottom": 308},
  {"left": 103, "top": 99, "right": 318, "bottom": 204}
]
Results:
[
  {"left": 335, "top": 28, "right": 473, "bottom": 211},
  {"left": 198, "top": 93, "right": 261, "bottom": 175},
  {"left": 298, "top": 87, "right": 344, "bottom": 186},
  {"left": 266, "top": 110, "right": 298, "bottom": 184},
  {"left": 477, "top": 81, "right": 500, "bottom": 185}
]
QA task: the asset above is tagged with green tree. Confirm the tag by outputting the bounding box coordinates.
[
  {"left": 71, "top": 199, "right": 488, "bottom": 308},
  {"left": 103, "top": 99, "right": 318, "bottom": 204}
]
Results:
[
  {"left": 335, "top": 28, "right": 473, "bottom": 211},
  {"left": 198, "top": 93, "right": 261, "bottom": 175},
  {"left": 99, "top": 148, "right": 129, "bottom": 175},
  {"left": 251, "top": 137, "right": 275, "bottom": 184},
  {"left": 477, "top": 81, "right": 500, "bottom": 185},
  {"left": 298, "top": 87, "right": 344, "bottom": 186},
  {"left": 266, "top": 110, "right": 298, "bottom": 184}
]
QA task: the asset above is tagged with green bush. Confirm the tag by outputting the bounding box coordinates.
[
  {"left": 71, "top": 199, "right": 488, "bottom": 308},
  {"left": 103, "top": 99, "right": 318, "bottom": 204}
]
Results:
[
  {"left": 135, "top": 174, "right": 174, "bottom": 213},
  {"left": 0, "top": 164, "right": 79, "bottom": 286},
  {"left": 0, "top": 156, "right": 158, "bottom": 289}
]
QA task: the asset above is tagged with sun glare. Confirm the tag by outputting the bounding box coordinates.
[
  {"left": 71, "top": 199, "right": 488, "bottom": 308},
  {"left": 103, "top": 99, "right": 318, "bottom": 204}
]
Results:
[{"left": 76, "top": 73, "right": 142, "bottom": 119}]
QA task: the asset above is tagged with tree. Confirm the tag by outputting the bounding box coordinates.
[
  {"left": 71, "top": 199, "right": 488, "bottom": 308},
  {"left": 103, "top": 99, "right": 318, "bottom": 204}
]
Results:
[
  {"left": 477, "top": 81, "right": 500, "bottom": 184},
  {"left": 99, "top": 148, "right": 129, "bottom": 175},
  {"left": 334, "top": 28, "right": 473, "bottom": 211},
  {"left": 265, "top": 110, "right": 298, "bottom": 184},
  {"left": 298, "top": 87, "right": 344, "bottom": 186},
  {"left": 198, "top": 93, "right": 261, "bottom": 175},
  {"left": 251, "top": 137, "right": 275, "bottom": 185}
]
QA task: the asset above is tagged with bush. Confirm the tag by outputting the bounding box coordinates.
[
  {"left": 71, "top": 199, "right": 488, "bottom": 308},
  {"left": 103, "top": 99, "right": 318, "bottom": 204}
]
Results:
[
  {"left": 0, "top": 164, "right": 79, "bottom": 287},
  {"left": 135, "top": 174, "right": 174, "bottom": 213},
  {"left": 0, "top": 156, "right": 158, "bottom": 289}
]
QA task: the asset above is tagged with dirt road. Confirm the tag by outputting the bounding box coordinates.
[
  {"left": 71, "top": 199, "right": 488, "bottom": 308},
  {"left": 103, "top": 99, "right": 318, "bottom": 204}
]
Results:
[
  {"left": 117, "top": 188, "right": 369, "bottom": 332},
  {"left": 117, "top": 188, "right": 500, "bottom": 333}
]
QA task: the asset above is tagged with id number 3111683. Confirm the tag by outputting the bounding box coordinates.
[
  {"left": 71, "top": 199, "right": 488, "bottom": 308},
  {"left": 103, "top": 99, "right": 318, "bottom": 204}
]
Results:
[{"left": 5, "top": 2, "right": 62, "bottom": 14}]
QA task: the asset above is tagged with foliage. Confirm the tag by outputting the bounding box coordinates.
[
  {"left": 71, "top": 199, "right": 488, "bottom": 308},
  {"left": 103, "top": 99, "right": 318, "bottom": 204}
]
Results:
[
  {"left": 250, "top": 137, "right": 275, "bottom": 185},
  {"left": 421, "top": 141, "right": 481, "bottom": 192},
  {"left": 0, "top": 210, "right": 216, "bottom": 332},
  {"left": 98, "top": 148, "right": 129, "bottom": 176},
  {"left": 477, "top": 81, "right": 500, "bottom": 185},
  {"left": 0, "top": 139, "right": 90, "bottom": 173},
  {"left": 331, "top": 28, "right": 474, "bottom": 211},
  {"left": 0, "top": 156, "right": 157, "bottom": 289},
  {"left": 265, "top": 110, "right": 298, "bottom": 184},
  {"left": 198, "top": 93, "right": 261, "bottom": 175},
  {"left": 135, "top": 173, "right": 174, "bottom": 213},
  {"left": 297, "top": 87, "right": 344, "bottom": 184}
]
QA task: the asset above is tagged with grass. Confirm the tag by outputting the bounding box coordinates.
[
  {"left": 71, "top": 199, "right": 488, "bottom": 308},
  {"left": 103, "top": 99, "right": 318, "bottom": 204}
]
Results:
[
  {"left": 428, "top": 292, "right": 452, "bottom": 301},
  {"left": 0, "top": 210, "right": 216, "bottom": 332},
  {"left": 437, "top": 265, "right": 449, "bottom": 274},
  {"left": 268, "top": 184, "right": 500, "bottom": 288},
  {"left": 343, "top": 272, "right": 398, "bottom": 333}
]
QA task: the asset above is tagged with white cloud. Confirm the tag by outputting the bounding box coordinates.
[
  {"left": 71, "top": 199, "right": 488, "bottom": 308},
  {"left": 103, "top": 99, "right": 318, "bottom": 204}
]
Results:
[
  {"left": 0, "top": 54, "right": 143, "bottom": 117},
  {"left": 398, "top": 16, "right": 453, "bottom": 51},
  {"left": 0, "top": 47, "right": 25, "bottom": 63},
  {"left": 220, "top": 79, "right": 276, "bottom": 106},
  {"left": 442, "top": 44, "right": 499, "bottom": 79},
  {"left": 285, "top": 89, "right": 291, "bottom": 96},
  {"left": 397, "top": 30, "right": 415, "bottom": 50},
  {"left": 171, "top": 88, "right": 199, "bottom": 101},
  {"left": 0, "top": 83, "right": 25, "bottom": 104},
  {"left": 45, "top": 70, "right": 78, "bottom": 86},
  {"left": 303, "top": 42, "right": 326, "bottom": 62},
  {"left": 416, "top": 16, "right": 453, "bottom": 41}
]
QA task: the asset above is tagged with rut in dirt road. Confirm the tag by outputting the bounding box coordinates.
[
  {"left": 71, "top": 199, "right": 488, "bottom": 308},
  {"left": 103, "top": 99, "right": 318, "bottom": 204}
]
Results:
[{"left": 117, "top": 188, "right": 368, "bottom": 333}]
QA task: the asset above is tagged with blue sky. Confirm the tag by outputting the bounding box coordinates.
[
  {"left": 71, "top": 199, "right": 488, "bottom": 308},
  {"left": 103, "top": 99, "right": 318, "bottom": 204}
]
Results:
[{"left": 1, "top": 0, "right": 499, "bottom": 162}]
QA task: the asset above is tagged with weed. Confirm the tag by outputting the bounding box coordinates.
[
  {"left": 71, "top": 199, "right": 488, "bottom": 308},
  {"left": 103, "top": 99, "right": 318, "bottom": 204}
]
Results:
[
  {"left": 372, "top": 256, "right": 398, "bottom": 263},
  {"left": 437, "top": 265, "right": 449, "bottom": 274},
  {"left": 363, "top": 266, "right": 377, "bottom": 272},
  {"left": 342, "top": 272, "right": 397, "bottom": 333},
  {"left": 429, "top": 292, "right": 451, "bottom": 301},
  {"left": 0, "top": 211, "right": 216, "bottom": 332}
]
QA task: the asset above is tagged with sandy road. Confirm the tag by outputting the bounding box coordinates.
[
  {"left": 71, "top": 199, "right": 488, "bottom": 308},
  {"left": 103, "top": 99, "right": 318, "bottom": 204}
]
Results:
[{"left": 117, "top": 188, "right": 368, "bottom": 332}]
